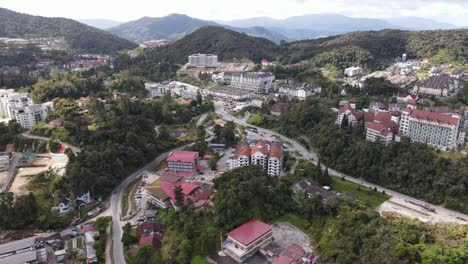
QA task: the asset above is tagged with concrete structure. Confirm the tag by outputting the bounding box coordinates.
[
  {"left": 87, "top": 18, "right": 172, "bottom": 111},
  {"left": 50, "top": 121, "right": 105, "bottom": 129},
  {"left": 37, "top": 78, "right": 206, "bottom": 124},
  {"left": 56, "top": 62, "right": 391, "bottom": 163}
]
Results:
[
  {"left": 167, "top": 81, "right": 200, "bottom": 99},
  {"left": 335, "top": 104, "right": 362, "bottom": 127},
  {"left": 344, "top": 66, "right": 363, "bottom": 77},
  {"left": 207, "top": 86, "right": 253, "bottom": 101},
  {"left": 229, "top": 141, "right": 283, "bottom": 176},
  {"left": 230, "top": 72, "right": 275, "bottom": 94},
  {"left": 413, "top": 74, "right": 461, "bottom": 97},
  {"left": 145, "top": 83, "right": 168, "bottom": 98},
  {"left": 400, "top": 108, "right": 460, "bottom": 151},
  {"left": 223, "top": 219, "right": 273, "bottom": 262},
  {"left": 0, "top": 90, "right": 33, "bottom": 119},
  {"left": 0, "top": 152, "right": 10, "bottom": 171},
  {"left": 277, "top": 82, "right": 321, "bottom": 100},
  {"left": 0, "top": 236, "right": 48, "bottom": 264},
  {"left": 188, "top": 54, "right": 218, "bottom": 68},
  {"left": 167, "top": 150, "right": 199, "bottom": 173},
  {"left": 366, "top": 122, "right": 394, "bottom": 145},
  {"left": 10, "top": 102, "right": 54, "bottom": 128}
]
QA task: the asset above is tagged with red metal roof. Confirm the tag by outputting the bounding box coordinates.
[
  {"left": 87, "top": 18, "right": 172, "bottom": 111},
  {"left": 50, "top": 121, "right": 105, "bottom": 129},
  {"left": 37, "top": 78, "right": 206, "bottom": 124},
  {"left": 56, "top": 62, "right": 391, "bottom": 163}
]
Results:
[
  {"left": 269, "top": 143, "right": 283, "bottom": 159},
  {"left": 227, "top": 219, "right": 272, "bottom": 246},
  {"left": 236, "top": 143, "right": 251, "bottom": 157},
  {"left": 167, "top": 150, "right": 199, "bottom": 163},
  {"left": 251, "top": 141, "right": 269, "bottom": 156},
  {"left": 410, "top": 110, "right": 460, "bottom": 125}
]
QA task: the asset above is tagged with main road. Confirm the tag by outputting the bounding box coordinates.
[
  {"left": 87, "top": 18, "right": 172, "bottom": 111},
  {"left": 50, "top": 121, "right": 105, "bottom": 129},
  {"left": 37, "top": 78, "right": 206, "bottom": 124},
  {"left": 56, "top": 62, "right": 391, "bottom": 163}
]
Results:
[
  {"left": 214, "top": 101, "right": 468, "bottom": 223},
  {"left": 111, "top": 114, "right": 208, "bottom": 264}
]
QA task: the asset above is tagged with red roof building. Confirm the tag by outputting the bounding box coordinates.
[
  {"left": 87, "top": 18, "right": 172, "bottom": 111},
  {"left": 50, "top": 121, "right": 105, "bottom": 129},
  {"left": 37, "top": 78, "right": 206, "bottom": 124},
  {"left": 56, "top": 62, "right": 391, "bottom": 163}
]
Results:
[
  {"left": 167, "top": 150, "right": 199, "bottom": 173},
  {"left": 272, "top": 244, "right": 316, "bottom": 264},
  {"left": 223, "top": 219, "right": 273, "bottom": 262},
  {"left": 139, "top": 234, "right": 162, "bottom": 250}
]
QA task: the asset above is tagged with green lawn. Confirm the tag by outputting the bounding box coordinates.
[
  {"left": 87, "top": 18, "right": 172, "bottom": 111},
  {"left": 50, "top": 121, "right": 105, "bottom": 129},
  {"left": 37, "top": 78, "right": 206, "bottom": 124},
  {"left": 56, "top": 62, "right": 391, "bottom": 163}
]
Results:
[
  {"left": 330, "top": 178, "right": 390, "bottom": 208},
  {"left": 191, "top": 256, "right": 211, "bottom": 264},
  {"left": 76, "top": 236, "right": 83, "bottom": 249},
  {"left": 247, "top": 113, "right": 263, "bottom": 125}
]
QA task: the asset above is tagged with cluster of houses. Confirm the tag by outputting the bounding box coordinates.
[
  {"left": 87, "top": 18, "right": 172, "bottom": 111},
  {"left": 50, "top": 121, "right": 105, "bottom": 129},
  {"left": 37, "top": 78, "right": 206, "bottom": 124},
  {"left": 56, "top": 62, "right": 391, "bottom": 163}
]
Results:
[
  {"left": 229, "top": 141, "right": 284, "bottom": 176},
  {"left": 336, "top": 95, "right": 468, "bottom": 151},
  {"left": 58, "top": 190, "right": 93, "bottom": 214},
  {"left": 0, "top": 89, "right": 54, "bottom": 128},
  {"left": 63, "top": 55, "right": 109, "bottom": 70}
]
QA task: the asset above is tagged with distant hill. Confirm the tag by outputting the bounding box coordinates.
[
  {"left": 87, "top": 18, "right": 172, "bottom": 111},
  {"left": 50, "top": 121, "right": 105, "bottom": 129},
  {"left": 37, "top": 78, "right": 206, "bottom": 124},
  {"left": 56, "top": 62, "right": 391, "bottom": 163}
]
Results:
[
  {"left": 220, "top": 14, "right": 461, "bottom": 40},
  {"left": 144, "top": 26, "right": 281, "bottom": 64},
  {"left": 282, "top": 29, "right": 468, "bottom": 70},
  {"left": 108, "top": 14, "right": 287, "bottom": 43},
  {"left": 384, "top": 17, "right": 456, "bottom": 30},
  {"left": 0, "top": 7, "right": 137, "bottom": 53},
  {"left": 78, "top": 19, "right": 122, "bottom": 29}
]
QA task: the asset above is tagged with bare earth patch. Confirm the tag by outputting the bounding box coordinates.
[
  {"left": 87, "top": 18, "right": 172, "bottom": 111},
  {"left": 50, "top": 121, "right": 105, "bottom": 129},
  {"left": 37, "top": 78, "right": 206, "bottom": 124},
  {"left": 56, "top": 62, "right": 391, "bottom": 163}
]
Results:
[{"left": 9, "top": 166, "right": 49, "bottom": 194}]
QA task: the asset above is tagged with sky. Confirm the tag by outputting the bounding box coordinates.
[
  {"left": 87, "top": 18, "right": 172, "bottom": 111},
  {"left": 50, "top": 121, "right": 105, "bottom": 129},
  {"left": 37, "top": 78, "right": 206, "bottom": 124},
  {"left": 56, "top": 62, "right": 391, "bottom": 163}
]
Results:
[{"left": 1, "top": 0, "right": 467, "bottom": 26}]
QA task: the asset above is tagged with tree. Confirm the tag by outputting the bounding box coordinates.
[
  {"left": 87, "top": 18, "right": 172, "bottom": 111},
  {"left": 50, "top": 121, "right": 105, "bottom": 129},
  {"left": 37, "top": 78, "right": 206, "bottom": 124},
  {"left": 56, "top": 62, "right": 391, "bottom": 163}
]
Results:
[
  {"left": 196, "top": 91, "right": 203, "bottom": 106},
  {"left": 213, "top": 124, "right": 223, "bottom": 140},
  {"left": 131, "top": 245, "right": 162, "bottom": 264},
  {"left": 121, "top": 222, "right": 138, "bottom": 247},
  {"left": 176, "top": 239, "right": 192, "bottom": 264},
  {"left": 174, "top": 185, "right": 184, "bottom": 207},
  {"left": 208, "top": 155, "right": 219, "bottom": 171}
]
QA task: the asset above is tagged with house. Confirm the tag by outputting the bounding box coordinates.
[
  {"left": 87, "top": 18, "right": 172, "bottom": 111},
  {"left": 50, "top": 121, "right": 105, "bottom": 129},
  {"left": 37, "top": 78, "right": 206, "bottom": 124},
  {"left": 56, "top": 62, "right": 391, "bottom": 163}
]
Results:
[
  {"left": 58, "top": 198, "right": 71, "bottom": 214},
  {"left": 294, "top": 179, "right": 335, "bottom": 201},
  {"left": 136, "top": 222, "right": 165, "bottom": 238},
  {"left": 55, "top": 249, "right": 67, "bottom": 264},
  {"left": 335, "top": 104, "right": 362, "bottom": 127},
  {"left": 49, "top": 117, "right": 64, "bottom": 127},
  {"left": 413, "top": 74, "right": 461, "bottom": 97},
  {"left": 223, "top": 219, "right": 273, "bottom": 262},
  {"left": 344, "top": 66, "right": 363, "bottom": 77},
  {"left": 85, "top": 232, "right": 97, "bottom": 263},
  {"left": 166, "top": 150, "right": 199, "bottom": 173},
  {"left": 366, "top": 123, "right": 394, "bottom": 145},
  {"left": 74, "top": 190, "right": 92, "bottom": 207},
  {"left": 139, "top": 234, "right": 162, "bottom": 250},
  {"left": 277, "top": 82, "right": 322, "bottom": 100},
  {"left": 272, "top": 243, "right": 318, "bottom": 264},
  {"left": 369, "top": 101, "right": 386, "bottom": 112}
]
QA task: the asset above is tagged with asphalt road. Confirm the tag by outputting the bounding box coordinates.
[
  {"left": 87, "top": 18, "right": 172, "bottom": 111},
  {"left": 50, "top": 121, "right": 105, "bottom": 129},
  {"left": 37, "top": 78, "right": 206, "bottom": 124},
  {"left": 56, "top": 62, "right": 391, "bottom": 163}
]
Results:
[{"left": 214, "top": 101, "right": 468, "bottom": 223}]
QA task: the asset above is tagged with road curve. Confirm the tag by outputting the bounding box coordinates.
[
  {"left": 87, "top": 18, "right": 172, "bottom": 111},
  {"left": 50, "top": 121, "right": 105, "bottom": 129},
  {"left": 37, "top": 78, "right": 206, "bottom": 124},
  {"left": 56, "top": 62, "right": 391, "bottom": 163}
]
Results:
[{"left": 214, "top": 101, "right": 468, "bottom": 222}]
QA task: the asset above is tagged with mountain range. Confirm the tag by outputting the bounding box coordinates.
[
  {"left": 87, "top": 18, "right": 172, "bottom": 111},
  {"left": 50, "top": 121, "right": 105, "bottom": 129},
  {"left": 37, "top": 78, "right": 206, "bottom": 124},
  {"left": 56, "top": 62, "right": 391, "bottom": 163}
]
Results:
[
  {"left": 0, "top": 7, "right": 137, "bottom": 53},
  {"left": 107, "top": 13, "right": 462, "bottom": 43}
]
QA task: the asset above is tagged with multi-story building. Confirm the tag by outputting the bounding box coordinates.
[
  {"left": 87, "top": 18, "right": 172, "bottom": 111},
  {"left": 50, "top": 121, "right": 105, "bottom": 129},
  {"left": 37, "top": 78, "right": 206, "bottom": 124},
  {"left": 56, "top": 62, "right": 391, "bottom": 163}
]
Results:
[
  {"left": 413, "top": 74, "right": 461, "bottom": 97},
  {"left": 166, "top": 150, "right": 199, "bottom": 173},
  {"left": 344, "top": 66, "right": 363, "bottom": 77},
  {"left": 206, "top": 86, "right": 253, "bottom": 101},
  {"left": 335, "top": 104, "right": 362, "bottom": 127},
  {"left": 223, "top": 219, "right": 273, "bottom": 263},
  {"left": 0, "top": 90, "right": 33, "bottom": 119},
  {"left": 230, "top": 72, "right": 275, "bottom": 94},
  {"left": 366, "top": 123, "right": 394, "bottom": 144},
  {"left": 400, "top": 109, "right": 461, "bottom": 151},
  {"left": 145, "top": 83, "right": 168, "bottom": 98},
  {"left": 187, "top": 54, "right": 218, "bottom": 68},
  {"left": 10, "top": 102, "right": 54, "bottom": 129},
  {"left": 229, "top": 141, "right": 283, "bottom": 176},
  {"left": 277, "top": 82, "right": 322, "bottom": 100}
]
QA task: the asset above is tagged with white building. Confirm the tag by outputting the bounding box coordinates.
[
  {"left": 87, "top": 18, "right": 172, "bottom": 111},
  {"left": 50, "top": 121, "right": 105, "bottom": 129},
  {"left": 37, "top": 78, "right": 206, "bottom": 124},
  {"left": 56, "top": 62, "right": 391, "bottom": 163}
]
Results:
[
  {"left": 167, "top": 81, "right": 200, "bottom": 99},
  {"left": 277, "top": 82, "right": 321, "bottom": 100},
  {"left": 145, "top": 83, "right": 168, "bottom": 98},
  {"left": 401, "top": 108, "right": 460, "bottom": 151},
  {"left": 344, "top": 66, "right": 363, "bottom": 77},
  {"left": 10, "top": 102, "right": 54, "bottom": 128},
  {"left": 188, "top": 54, "right": 218, "bottom": 68},
  {"left": 0, "top": 236, "right": 48, "bottom": 264},
  {"left": 0, "top": 90, "right": 33, "bottom": 119},
  {"left": 366, "top": 123, "right": 394, "bottom": 145},
  {"left": 206, "top": 86, "right": 253, "bottom": 101},
  {"left": 230, "top": 72, "right": 275, "bottom": 94},
  {"left": 229, "top": 141, "right": 283, "bottom": 176}
]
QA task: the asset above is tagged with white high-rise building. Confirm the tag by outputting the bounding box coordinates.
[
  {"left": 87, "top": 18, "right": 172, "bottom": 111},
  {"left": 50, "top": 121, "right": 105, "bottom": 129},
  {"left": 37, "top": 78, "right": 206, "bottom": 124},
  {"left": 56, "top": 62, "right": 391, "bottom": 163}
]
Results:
[{"left": 187, "top": 54, "right": 218, "bottom": 68}]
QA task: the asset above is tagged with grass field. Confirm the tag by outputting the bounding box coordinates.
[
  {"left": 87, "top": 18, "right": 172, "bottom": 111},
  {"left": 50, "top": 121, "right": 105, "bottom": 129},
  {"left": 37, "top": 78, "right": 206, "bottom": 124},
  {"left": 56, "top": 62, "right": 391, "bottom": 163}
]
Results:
[{"left": 330, "top": 178, "right": 390, "bottom": 208}]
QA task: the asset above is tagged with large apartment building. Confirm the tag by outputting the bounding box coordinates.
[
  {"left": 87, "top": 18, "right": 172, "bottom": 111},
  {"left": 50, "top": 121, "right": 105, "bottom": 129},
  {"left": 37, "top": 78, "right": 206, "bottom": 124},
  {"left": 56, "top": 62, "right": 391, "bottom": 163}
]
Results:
[
  {"left": 230, "top": 72, "right": 275, "bottom": 94},
  {"left": 229, "top": 141, "right": 283, "bottom": 176},
  {"left": 413, "top": 74, "right": 461, "bottom": 97},
  {"left": 187, "top": 54, "right": 218, "bottom": 68},
  {"left": 400, "top": 108, "right": 460, "bottom": 151},
  {"left": 0, "top": 89, "right": 53, "bottom": 128}
]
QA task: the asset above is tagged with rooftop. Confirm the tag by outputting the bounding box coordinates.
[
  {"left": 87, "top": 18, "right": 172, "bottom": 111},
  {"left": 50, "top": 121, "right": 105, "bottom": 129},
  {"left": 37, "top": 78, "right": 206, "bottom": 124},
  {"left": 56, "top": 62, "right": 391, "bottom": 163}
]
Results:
[
  {"left": 410, "top": 109, "right": 460, "bottom": 125},
  {"left": 228, "top": 219, "right": 272, "bottom": 247},
  {"left": 167, "top": 150, "right": 199, "bottom": 163}
]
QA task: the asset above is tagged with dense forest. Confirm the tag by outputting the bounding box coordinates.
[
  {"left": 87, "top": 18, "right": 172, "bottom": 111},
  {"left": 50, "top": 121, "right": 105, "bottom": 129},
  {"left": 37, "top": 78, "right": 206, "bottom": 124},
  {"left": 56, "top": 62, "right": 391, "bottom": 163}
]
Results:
[{"left": 0, "top": 7, "right": 137, "bottom": 53}]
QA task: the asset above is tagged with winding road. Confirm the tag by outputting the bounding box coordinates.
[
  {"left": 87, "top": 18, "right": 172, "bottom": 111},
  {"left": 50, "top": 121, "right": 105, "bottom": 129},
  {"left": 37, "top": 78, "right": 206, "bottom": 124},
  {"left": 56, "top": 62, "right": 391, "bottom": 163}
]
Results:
[{"left": 214, "top": 101, "right": 468, "bottom": 223}]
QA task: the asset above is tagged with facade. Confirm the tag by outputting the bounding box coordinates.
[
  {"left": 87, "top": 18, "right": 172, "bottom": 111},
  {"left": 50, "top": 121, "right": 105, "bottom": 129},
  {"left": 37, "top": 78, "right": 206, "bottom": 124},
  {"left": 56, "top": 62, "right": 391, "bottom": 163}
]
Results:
[
  {"left": 167, "top": 150, "right": 199, "bottom": 173},
  {"left": 167, "top": 81, "right": 200, "bottom": 99},
  {"left": 344, "top": 66, "right": 363, "bottom": 77},
  {"left": 230, "top": 72, "right": 275, "bottom": 94},
  {"left": 407, "top": 110, "right": 460, "bottom": 151},
  {"left": 336, "top": 104, "right": 362, "bottom": 127},
  {"left": 188, "top": 54, "right": 218, "bottom": 68},
  {"left": 277, "top": 82, "right": 322, "bottom": 100},
  {"left": 207, "top": 86, "right": 253, "bottom": 101},
  {"left": 223, "top": 219, "right": 273, "bottom": 263},
  {"left": 10, "top": 102, "right": 54, "bottom": 128},
  {"left": 145, "top": 83, "right": 168, "bottom": 98},
  {"left": 366, "top": 122, "right": 394, "bottom": 144},
  {"left": 413, "top": 74, "right": 461, "bottom": 97},
  {"left": 230, "top": 141, "right": 283, "bottom": 176},
  {"left": 0, "top": 90, "right": 33, "bottom": 119}
]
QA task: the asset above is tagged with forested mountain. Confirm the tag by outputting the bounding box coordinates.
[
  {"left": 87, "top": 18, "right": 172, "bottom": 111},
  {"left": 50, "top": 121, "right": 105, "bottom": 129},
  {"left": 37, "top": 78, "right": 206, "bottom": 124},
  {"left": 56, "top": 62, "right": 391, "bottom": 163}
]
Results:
[
  {"left": 107, "top": 14, "right": 287, "bottom": 43},
  {"left": 144, "top": 26, "right": 282, "bottom": 63},
  {"left": 281, "top": 29, "right": 468, "bottom": 70},
  {"left": 0, "top": 7, "right": 137, "bottom": 53}
]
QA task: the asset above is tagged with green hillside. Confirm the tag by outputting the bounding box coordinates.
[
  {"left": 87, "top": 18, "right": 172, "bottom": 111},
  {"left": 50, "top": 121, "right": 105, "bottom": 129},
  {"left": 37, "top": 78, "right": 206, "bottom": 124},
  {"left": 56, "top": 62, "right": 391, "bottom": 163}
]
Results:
[{"left": 0, "top": 7, "right": 137, "bottom": 53}]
